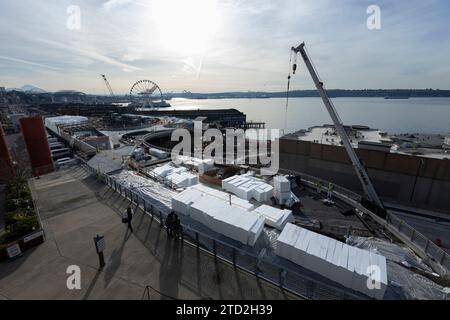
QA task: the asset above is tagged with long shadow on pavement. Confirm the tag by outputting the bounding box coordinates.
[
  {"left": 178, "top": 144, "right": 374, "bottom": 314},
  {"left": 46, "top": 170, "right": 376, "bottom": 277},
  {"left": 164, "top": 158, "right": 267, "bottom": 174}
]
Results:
[{"left": 103, "top": 229, "right": 131, "bottom": 288}]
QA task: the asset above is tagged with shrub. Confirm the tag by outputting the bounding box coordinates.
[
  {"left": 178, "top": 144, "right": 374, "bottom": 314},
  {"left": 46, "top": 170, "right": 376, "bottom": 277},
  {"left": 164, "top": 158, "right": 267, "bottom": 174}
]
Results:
[
  {"left": 8, "top": 214, "right": 38, "bottom": 235},
  {"left": 0, "top": 214, "right": 39, "bottom": 244},
  {"left": 4, "top": 212, "right": 17, "bottom": 226},
  {"left": 5, "top": 199, "right": 19, "bottom": 212},
  {"left": 1, "top": 180, "right": 39, "bottom": 244}
]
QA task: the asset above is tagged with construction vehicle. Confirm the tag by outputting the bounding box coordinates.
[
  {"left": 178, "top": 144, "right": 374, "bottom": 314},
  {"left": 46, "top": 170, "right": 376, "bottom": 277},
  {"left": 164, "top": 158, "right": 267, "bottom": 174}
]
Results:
[{"left": 289, "top": 42, "right": 386, "bottom": 218}]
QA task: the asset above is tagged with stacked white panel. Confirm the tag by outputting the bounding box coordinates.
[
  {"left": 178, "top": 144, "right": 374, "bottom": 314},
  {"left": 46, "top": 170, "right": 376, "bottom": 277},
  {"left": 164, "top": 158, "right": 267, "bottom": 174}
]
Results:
[
  {"left": 222, "top": 175, "right": 274, "bottom": 202},
  {"left": 275, "top": 223, "right": 388, "bottom": 299},
  {"left": 191, "top": 184, "right": 255, "bottom": 211},
  {"left": 273, "top": 176, "right": 290, "bottom": 192},
  {"left": 171, "top": 186, "right": 264, "bottom": 246},
  {"left": 253, "top": 205, "right": 294, "bottom": 230}
]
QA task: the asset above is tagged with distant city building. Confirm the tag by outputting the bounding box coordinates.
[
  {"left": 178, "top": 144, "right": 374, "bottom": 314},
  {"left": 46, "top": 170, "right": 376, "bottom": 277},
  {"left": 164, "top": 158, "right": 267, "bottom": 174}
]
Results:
[
  {"left": 10, "top": 113, "right": 27, "bottom": 132},
  {"left": 444, "top": 134, "right": 450, "bottom": 150},
  {"left": 287, "top": 125, "right": 393, "bottom": 149},
  {"left": 60, "top": 125, "right": 113, "bottom": 151},
  {"left": 44, "top": 115, "right": 89, "bottom": 134}
]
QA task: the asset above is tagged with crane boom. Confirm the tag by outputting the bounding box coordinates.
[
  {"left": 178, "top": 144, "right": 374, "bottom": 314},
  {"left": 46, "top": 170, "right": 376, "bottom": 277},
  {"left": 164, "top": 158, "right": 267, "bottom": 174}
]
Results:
[
  {"left": 101, "top": 74, "right": 115, "bottom": 97},
  {"left": 291, "top": 42, "right": 384, "bottom": 210}
]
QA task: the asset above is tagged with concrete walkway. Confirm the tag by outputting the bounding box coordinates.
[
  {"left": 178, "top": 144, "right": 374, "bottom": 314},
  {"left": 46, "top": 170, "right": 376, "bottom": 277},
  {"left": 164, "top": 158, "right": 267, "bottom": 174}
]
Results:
[{"left": 0, "top": 166, "right": 298, "bottom": 300}]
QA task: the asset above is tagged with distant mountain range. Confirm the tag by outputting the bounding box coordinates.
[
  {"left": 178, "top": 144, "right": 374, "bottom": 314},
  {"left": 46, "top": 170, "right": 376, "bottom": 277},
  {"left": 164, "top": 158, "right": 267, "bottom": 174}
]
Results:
[
  {"left": 6, "top": 85, "right": 46, "bottom": 93},
  {"left": 172, "top": 89, "right": 450, "bottom": 99},
  {"left": 3, "top": 85, "right": 450, "bottom": 98}
]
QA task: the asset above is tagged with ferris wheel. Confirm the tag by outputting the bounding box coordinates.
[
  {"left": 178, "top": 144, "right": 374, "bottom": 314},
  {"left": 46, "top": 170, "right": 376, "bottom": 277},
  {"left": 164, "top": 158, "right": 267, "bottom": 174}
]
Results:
[{"left": 129, "top": 80, "right": 164, "bottom": 108}]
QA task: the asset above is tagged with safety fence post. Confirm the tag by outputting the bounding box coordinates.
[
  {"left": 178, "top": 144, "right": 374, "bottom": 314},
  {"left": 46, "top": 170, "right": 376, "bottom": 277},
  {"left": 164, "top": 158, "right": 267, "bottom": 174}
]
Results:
[
  {"left": 232, "top": 248, "right": 236, "bottom": 267},
  {"left": 196, "top": 232, "right": 199, "bottom": 250}
]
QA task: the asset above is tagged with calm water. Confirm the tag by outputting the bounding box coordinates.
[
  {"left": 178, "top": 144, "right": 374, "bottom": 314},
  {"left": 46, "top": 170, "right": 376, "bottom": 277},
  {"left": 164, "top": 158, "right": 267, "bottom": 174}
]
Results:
[{"left": 168, "top": 97, "right": 450, "bottom": 134}]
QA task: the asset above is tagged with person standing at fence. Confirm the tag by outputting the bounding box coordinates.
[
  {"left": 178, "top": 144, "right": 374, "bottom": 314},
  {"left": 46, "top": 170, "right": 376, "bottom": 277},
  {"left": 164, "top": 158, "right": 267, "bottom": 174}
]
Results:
[
  {"left": 316, "top": 181, "right": 322, "bottom": 194},
  {"left": 165, "top": 211, "right": 175, "bottom": 238},
  {"left": 126, "top": 206, "right": 134, "bottom": 233},
  {"left": 172, "top": 214, "right": 182, "bottom": 240},
  {"left": 327, "top": 182, "right": 334, "bottom": 200}
]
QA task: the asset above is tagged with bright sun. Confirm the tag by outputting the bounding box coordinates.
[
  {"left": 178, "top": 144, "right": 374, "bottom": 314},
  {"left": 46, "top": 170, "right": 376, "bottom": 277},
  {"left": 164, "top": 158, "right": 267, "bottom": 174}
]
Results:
[{"left": 150, "top": 0, "right": 220, "bottom": 56}]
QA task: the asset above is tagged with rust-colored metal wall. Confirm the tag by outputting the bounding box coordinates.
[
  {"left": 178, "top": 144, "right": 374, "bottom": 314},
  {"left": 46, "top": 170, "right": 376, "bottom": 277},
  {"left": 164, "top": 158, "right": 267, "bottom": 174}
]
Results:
[
  {"left": 279, "top": 137, "right": 450, "bottom": 213},
  {"left": 19, "top": 117, "right": 54, "bottom": 177},
  {"left": 0, "top": 125, "right": 15, "bottom": 182}
]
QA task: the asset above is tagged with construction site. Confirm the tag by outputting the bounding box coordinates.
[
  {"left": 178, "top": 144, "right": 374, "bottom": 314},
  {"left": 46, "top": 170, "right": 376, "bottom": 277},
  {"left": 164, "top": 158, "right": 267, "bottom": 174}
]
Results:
[{"left": 1, "top": 44, "right": 449, "bottom": 301}]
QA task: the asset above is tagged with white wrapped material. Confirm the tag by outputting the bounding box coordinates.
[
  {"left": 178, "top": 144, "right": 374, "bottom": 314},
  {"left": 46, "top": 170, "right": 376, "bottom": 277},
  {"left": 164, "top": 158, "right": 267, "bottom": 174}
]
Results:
[
  {"left": 253, "top": 205, "right": 293, "bottom": 230},
  {"left": 233, "top": 181, "right": 256, "bottom": 200},
  {"left": 248, "top": 217, "right": 265, "bottom": 246},
  {"left": 175, "top": 156, "right": 215, "bottom": 173},
  {"left": 166, "top": 171, "right": 198, "bottom": 188},
  {"left": 151, "top": 163, "right": 191, "bottom": 185},
  {"left": 352, "top": 249, "right": 371, "bottom": 294},
  {"left": 149, "top": 148, "right": 169, "bottom": 159},
  {"left": 172, "top": 188, "right": 203, "bottom": 215},
  {"left": 222, "top": 175, "right": 274, "bottom": 202},
  {"left": 171, "top": 186, "right": 264, "bottom": 246},
  {"left": 278, "top": 223, "right": 304, "bottom": 264},
  {"left": 190, "top": 195, "right": 222, "bottom": 226},
  {"left": 198, "top": 158, "right": 214, "bottom": 174},
  {"left": 253, "top": 184, "right": 274, "bottom": 202},
  {"left": 222, "top": 175, "right": 248, "bottom": 194},
  {"left": 45, "top": 115, "right": 88, "bottom": 133},
  {"left": 152, "top": 164, "right": 174, "bottom": 177},
  {"left": 275, "top": 223, "right": 387, "bottom": 299},
  {"left": 191, "top": 184, "right": 254, "bottom": 211},
  {"left": 273, "top": 175, "right": 290, "bottom": 193}
]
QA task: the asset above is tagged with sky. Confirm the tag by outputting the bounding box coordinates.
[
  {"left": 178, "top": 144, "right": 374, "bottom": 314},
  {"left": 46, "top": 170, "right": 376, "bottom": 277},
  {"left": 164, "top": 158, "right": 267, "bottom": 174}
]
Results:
[{"left": 0, "top": 0, "right": 449, "bottom": 94}]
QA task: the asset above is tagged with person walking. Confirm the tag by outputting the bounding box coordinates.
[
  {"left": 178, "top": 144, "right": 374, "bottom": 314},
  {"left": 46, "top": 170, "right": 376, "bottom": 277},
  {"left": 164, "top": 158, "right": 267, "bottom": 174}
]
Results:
[
  {"left": 172, "top": 214, "right": 182, "bottom": 240},
  {"left": 165, "top": 211, "right": 175, "bottom": 237},
  {"left": 126, "top": 206, "right": 134, "bottom": 233}
]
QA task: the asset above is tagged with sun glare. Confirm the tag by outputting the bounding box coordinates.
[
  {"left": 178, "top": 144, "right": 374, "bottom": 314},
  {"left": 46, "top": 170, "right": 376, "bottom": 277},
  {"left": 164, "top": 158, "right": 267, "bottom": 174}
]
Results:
[{"left": 150, "top": 0, "right": 220, "bottom": 56}]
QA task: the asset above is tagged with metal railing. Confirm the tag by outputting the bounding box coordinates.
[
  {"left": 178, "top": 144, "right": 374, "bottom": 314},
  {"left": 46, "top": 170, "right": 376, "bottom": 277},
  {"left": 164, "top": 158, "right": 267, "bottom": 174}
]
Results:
[
  {"left": 277, "top": 168, "right": 450, "bottom": 278},
  {"left": 80, "top": 162, "right": 368, "bottom": 300},
  {"left": 386, "top": 213, "right": 450, "bottom": 272}
]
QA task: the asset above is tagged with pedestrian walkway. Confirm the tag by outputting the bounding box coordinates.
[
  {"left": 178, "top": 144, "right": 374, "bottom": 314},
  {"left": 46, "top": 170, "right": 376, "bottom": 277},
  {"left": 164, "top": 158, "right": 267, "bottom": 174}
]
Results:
[{"left": 0, "top": 166, "right": 299, "bottom": 300}]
